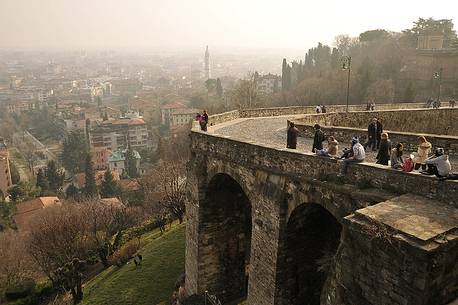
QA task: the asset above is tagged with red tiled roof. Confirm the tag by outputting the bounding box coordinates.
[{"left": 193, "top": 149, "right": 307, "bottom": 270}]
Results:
[{"left": 13, "top": 197, "right": 61, "bottom": 230}]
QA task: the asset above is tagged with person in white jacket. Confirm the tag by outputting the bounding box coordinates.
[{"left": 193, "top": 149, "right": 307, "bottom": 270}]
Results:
[{"left": 425, "top": 148, "right": 451, "bottom": 177}]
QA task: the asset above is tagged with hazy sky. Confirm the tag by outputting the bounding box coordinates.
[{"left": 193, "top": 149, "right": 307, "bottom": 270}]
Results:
[{"left": 1, "top": 0, "right": 457, "bottom": 50}]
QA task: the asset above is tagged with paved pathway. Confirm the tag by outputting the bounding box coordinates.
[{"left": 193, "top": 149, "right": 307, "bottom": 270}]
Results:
[{"left": 209, "top": 115, "right": 458, "bottom": 168}]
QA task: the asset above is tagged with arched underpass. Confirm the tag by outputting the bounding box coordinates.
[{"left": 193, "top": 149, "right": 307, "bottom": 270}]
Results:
[
  {"left": 281, "top": 203, "right": 342, "bottom": 305},
  {"left": 201, "top": 174, "right": 252, "bottom": 303}
]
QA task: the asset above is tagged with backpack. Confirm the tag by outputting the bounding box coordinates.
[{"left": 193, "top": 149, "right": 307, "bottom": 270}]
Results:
[{"left": 402, "top": 158, "right": 414, "bottom": 172}]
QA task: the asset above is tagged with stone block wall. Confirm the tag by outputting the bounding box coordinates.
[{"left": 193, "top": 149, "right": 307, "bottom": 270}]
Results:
[
  {"left": 325, "top": 207, "right": 458, "bottom": 305},
  {"left": 291, "top": 122, "right": 458, "bottom": 156},
  {"left": 295, "top": 108, "right": 458, "bottom": 136}
]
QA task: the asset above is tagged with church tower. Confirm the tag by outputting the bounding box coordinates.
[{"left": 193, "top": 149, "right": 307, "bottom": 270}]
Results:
[{"left": 204, "top": 45, "right": 210, "bottom": 80}]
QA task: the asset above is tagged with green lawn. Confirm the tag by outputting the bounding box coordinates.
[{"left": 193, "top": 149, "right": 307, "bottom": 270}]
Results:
[{"left": 81, "top": 224, "right": 185, "bottom": 305}]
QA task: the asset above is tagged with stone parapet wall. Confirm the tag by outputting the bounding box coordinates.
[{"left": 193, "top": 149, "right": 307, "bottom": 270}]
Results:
[
  {"left": 295, "top": 108, "right": 458, "bottom": 136},
  {"left": 207, "top": 102, "right": 425, "bottom": 126},
  {"left": 290, "top": 122, "right": 458, "bottom": 156},
  {"left": 190, "top": 131, "right": 457, "bottom": 206}
]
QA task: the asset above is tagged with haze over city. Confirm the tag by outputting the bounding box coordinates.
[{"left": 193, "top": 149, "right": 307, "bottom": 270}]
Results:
[
  {"left": 1, "top": 1, "right": 458, "bottom": 305},
  {"left": 1, "top": 0, "right": 458, "bottom": 50}
]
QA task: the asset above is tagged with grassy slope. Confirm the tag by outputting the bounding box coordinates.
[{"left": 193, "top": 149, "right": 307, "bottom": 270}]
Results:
[{"left": 81, "top": 224, "right": 185, "bottom": 305}]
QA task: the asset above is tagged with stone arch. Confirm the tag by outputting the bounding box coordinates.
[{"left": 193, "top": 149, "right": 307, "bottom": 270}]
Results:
[
  {"left": 199, "top": 173, "right": 252, "bottom": 303},
  {"left": 276, "top": 203, "right": 342, "bottom": 305}
]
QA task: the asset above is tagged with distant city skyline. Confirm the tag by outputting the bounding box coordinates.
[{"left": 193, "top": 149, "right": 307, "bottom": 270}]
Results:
[{"left": 0, "top": 0, "right": 457, "bottom": 50}]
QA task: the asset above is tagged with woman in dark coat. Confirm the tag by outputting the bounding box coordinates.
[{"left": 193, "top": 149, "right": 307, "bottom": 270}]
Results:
[
  {"left": 312, "top": 124, "right": 325, "bottom": 152},
  {"left": 376, "top": 132, "right": 391, "bottom": 165}
]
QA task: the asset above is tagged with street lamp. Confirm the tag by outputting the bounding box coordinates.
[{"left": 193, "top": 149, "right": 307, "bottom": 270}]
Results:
[
  {"left": 341, "top": 56, "right": 352, "bottom": 112},
  {"left": 433, "top": 68, "right": 443, "bottom": 104}
]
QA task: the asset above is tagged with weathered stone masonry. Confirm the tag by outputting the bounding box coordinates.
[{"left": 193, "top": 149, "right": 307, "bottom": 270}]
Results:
[{"left": 186, "top": 105, "right": 458, "bottom": 305}]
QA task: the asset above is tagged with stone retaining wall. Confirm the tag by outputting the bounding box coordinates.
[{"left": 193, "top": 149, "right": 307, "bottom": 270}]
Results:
[
  {"left": 295, "top": 108, "right": 458, "bottom": 136},
  {"left": 208, "top": 102, "right": 425, "bottom": 126},
  {"left": 290, "top": 122, "right": 458, "bottom": 156}
]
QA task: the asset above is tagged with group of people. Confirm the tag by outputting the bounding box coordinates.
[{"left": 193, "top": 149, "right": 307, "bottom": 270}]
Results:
[
  {"left": 286, "top": 119, "right": 456, "bottom": 180},
  {"left": 365, "top": 101, "right": 376, "bottom": 111},
  {"left": 196, "top": 110, "right": 209, "bottom": 131},
  {"left": 315, "top": 105, "right": 327, "bottom": 113}
]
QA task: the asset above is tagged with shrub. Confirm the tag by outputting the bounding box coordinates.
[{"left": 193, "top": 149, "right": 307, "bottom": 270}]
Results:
[
  {"left": 4, "top": 279, "right": 35, "bottom": 301},
  {"left": 108, "top": 239, "right": 143, "bottom": 267}
]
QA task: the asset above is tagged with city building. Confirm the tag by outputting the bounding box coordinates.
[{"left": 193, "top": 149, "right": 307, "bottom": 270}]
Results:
[
  {"left": 160, "top": 101, "right": 187, "bottom": 125},
  {"left": 0, "top": 139, "right": 12, "bottom": 199},
  {"left": 170, "top": 108, "right": 200, "bottom": 127},
  {"left": 90, "top": 114, "right": 149, "bottom": 151},
  {"left": 73, "top": 170, "right": 120, "bottom": 189},
  {"left": 13, "top": 197, "right": 61, "bottom": 231},
  {"left": 108, "top": 149, "right": 141, "bottom": 177},
  {"left": 91, "top": 148, "right": 112, "bottom": 170},
  {"left": 256, "top": 74, "right": 282, "bottom": 95}
]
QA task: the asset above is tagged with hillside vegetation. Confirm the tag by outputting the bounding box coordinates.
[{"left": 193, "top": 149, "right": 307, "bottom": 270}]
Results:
[{"left": 81, "top": 224, "right": 185, "bottom": 305}]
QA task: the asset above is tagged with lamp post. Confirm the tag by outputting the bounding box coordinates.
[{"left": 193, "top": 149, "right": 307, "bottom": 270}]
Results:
[
  {"left": 342, "top": 56, "right": 352, "bottom": 112},
  {"left": 433, "top": 68, "right": 443, "bottom": 104}
]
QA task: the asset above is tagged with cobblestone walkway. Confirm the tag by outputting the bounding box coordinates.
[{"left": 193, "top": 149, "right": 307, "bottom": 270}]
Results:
[{"left": 210, "top": 115, "right": 458, "bottom": 168}]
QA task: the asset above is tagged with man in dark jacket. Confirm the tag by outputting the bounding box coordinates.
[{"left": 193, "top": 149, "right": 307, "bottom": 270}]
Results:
[
  {"left": 287, "top": 122, "right": 299, "bottom": 149},
  {"left": 365, "top": 118, "right": 383, "bottom": 151},
  {"left": 312, "top": 124, "right": 325, "bottom": 152}
]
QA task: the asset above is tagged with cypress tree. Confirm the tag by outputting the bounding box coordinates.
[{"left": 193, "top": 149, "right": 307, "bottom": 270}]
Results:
[
  {"left": 216, "top": 78, "right": 223, "bottom": 98},
  {"left": 83, "top": 154, "right": 97, "bottom": 197},
  {"left": 125, "top": 149, "right": 138, "bottom": 178}
]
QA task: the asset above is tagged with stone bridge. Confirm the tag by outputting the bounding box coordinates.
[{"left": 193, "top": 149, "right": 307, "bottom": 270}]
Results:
[{"left": 185, "top": 103, "right": 458, "bottom": 305}]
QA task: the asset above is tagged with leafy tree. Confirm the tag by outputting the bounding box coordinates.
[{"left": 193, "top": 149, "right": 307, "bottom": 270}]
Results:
[
  {"left": 45, "top": 160, "right": 64, "bottom": 192},
  {"left": 404, "top": 18, "right": 457, "bottom": 48},
  {"left": 100, "top": 169, "right": 119, "bottom": 198},
  {"left": 216, "top": 78, "right": 223, "bottom": 98},
  {"left": 125, "top": 149, "right": 138, "bottom": 178},
  {"left": 62, "top": 132, "right": 88, "bottom": 173},
  {"left": 7, "top": 182, "right": 39, "bottom": 203},
  {"left": 8, "top": 160, "right": 20, "bottom": 185},
  {"left": 36, "top": 168, "right": 49, "bottom": 195},
  {"left": 66, "top": 184, "right": 79, "bottom": 199},
  {"left": 359, "top": 29, "right": 390, "bottom": 42},
  {"left": 83, "top": 155, "right": 97, "bottom": 197}
]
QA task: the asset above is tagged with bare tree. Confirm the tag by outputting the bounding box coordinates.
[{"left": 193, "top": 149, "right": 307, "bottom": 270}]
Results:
[
  {"left": 230, "top": 72, "right": 259, "bottom": 109},
  {"left": 0, "top": 231, "right": 40, "bottom": 289},
  {"left": 81, "top": 198, "right": 142, "bottom": 267},
  {"left": 142, "top": 159, "right": 187, "bottom": 223},
  {"left": 27, "top": 204, "right": 92, "bottom": 282}
]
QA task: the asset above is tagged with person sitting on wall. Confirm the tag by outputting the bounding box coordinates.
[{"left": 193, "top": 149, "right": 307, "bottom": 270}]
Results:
[
  {"left": 312, "top": 124, "right": 325, "bottom": 153},
  {"left": 412, "top": 136, "right": 432, "bottom": 171},
  {"left": 424, "top": 148, "right": 451, "bottom": 178},
  {"left": 286, "top": 122, "right": 299, "bottom": 149},
  {"left": 314, "top": 136, "right": 338, "bottom": 158},
  {"left": 338, "top": 137, "right": 365, "bottom": 177},
  {"left": 376, "top": 132, "right": 391, "bottom": 166},
  {"left": 390, "top": 143, "right": 404, "bottom": 170}
]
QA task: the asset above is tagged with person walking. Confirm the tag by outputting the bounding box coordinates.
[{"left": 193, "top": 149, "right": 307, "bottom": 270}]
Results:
[
  {"left": 390, "top": 143, "right": 404, "bottom": 170},
  {"left": 338, "top": 137, "right": 365, "bottom": 176},
  {"left": 286, "top": 122, "right": 299, "bottom": 149},
  {"left": 376, "top": 132, "right": 391, "bottom": 165},
  {"left": 412, "top": 136, "right": 432, "bottom": 170},
  {"left": 315, "top": 136, "right": 338, "bottom": 157},
  {"left": 365, "top": 118, "right": 381, "bottom": 151},
  {"left": 312, "top": 124, "right": 325, "bottom": 152}
]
